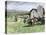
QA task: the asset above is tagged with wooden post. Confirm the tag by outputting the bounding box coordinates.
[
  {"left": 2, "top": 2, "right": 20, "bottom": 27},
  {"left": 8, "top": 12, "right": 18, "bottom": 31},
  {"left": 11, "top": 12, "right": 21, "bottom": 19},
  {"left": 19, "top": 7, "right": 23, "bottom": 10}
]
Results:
[{"left": 14, "top": 16, "right": 17, "bottom": 22}]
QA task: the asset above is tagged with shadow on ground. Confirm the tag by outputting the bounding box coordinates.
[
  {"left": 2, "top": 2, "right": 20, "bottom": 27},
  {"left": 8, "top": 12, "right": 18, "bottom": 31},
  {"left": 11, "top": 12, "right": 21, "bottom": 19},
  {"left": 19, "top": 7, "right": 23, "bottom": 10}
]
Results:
[{"left": 23, "top": 23, "right": 45, "bottom": 27}]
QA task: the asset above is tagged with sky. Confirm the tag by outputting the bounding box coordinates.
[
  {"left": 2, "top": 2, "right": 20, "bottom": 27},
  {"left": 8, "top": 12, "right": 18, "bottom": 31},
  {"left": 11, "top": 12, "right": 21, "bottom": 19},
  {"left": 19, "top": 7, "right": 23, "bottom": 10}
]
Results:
[{"left": 7, "top": 1, "right": 44, "bottom": 11}]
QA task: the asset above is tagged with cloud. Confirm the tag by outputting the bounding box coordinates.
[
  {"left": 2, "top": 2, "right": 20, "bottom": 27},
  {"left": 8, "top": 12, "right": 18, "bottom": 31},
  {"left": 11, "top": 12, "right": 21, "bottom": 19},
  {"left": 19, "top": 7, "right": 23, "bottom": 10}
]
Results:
[{"left": 7, "top": 1, "right": 44, "bottom": 11}]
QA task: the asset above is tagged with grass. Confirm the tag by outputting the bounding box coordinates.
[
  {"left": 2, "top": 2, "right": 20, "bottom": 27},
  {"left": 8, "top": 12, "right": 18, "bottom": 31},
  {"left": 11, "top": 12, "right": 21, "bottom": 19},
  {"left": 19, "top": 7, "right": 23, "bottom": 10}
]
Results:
[{"left": 7, "top": 17, "right": 45, "bottom": 33}]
